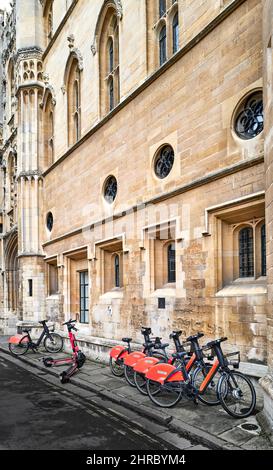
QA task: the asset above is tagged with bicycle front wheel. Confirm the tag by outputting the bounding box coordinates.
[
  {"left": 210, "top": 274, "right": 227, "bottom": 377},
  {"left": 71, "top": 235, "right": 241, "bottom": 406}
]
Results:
[
  {"left": 147, "top": 379, "right": 183, "bottom": 408},
  {"left": 124, "top": 365, "right": 137, "bottom": 387},
  {"left": 109, "top": 357, "right": 124, "bottom": 377},
  {"left": 44, "top": 333, "right": 63, "bottom": 353},
  {"left": 191, "top": 365, "right": 221, "bottom": 406},
  {"left": 217, "top": 370, "right": 256, "bottom": 418},
  {"left": 134, "top": 371, "right": 148, "bottom": 395},
  {"left": 9, "top": 337, "right": 29, "bottom": 356}
]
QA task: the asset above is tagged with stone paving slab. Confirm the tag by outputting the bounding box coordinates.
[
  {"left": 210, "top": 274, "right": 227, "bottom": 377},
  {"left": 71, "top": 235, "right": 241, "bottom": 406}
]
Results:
[{"left": 0, "top": 338, "right": 272, "bottom": 451}]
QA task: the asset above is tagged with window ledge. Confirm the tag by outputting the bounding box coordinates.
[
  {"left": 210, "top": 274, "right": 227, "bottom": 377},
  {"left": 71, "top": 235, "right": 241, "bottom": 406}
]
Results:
[
  {"left": 100, "top": 289, "right": 124, "bottom": 300},
  {"left": 216, "top": 282, "right": 267, "bottom": 297},
  {"left": 151, "top": 286, "right": 176, "bottom": 297}
]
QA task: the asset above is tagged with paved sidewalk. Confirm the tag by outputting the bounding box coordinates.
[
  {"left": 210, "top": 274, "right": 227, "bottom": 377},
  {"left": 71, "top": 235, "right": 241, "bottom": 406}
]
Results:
[{"left": 0, "top": 336, "right": 272, "bottom": 450}]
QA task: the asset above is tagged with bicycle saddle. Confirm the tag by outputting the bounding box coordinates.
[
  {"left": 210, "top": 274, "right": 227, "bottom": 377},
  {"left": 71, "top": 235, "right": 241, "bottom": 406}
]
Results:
[
  {"left": 39, "top": 320, "right": 47, "bottom": 324},
  {"left": 169, "top": 330, "right": 182, "bottom": 339},
  {"left": 172, "top": 351, "right": 188, "bottom": 359},
  {"left": 22, "top": 328, "right": 32, "bottom": 333},
  {"left": 122, "top": 337, "right": 132, "bottom": 343},
  {"left": 206, "top": 337, "right": 228, "bottom": 348},
  {"left": 186, "top": 332, "right": 204, "bottom": 342},
  {"left": 154, "top": 342, "right": 169, "bottom": 349},
  {"left": 141, "top": 327, "right": 152, "bottom": 335}
]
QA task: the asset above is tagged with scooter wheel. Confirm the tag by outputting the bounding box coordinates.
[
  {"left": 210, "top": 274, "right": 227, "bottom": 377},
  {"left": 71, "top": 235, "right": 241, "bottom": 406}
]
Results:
[
  {"left": 60, "top": 372, "right": 69, "bottom": 384},
  {"left": 43, "top": 357, "right": 53, "bottom": 368}
]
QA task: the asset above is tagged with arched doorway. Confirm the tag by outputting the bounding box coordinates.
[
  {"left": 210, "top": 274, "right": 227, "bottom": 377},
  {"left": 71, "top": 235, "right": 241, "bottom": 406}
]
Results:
[{"left": 5, "top": 232, "right": 19, "bottom": 312}]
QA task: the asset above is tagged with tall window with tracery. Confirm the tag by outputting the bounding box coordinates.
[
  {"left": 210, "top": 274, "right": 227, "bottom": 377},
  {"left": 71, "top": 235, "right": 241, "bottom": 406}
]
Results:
[
  {"left": 67, "top": 58, "right": 81, "bottom": 146},
  {"left": 44, "top": 0, "right": 54, "bottom": 46},
  {"left": 159, "top": 25, "right": 167, "bottom": 66},
  {"left": 99, "top": 8, "right": 120, "bottom": 116},
  {"left": 43, "top": 94, "right": 54, "bottom": 167}
]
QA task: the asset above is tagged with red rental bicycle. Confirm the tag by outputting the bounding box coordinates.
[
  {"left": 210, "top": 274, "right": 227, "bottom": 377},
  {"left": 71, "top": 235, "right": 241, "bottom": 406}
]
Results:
[
  {"left": 133, "top": 330, "right": 188, "bottom": 395},
  {"left": 109, "top": 326, "right": 153, "bottom": 377},
  {"left": 43, "top": 319, "right": 86, "bottom": 384}
]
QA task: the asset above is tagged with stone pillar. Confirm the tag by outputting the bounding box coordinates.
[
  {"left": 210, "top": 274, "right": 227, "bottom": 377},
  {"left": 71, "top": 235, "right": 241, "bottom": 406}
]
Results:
[
  {"left": 260, "top": 0, "right": 273, "bottom": 433},
  {"left": 16, "top": 49, "right": 46, "bottom": 322}
]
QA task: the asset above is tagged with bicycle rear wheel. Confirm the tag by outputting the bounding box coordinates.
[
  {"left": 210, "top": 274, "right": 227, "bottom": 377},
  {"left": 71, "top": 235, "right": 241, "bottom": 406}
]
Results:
[
  {"left": 109, "top": 357, "right": 124, "bottom": 377},
  {"left": 147, "top": 379, "right": 183, "bottom": 408},
  {"left": 191, "top": 365, "right": 221, "bottom": 406},
  {"left": 217, "top": 370, "right": 256, "bottom": 418},
  {"left": 44, "top": 333, "right": 63, "bottom": 353},
  {"left": 9, "top": 337, "right": 29, "bottom": 356}
]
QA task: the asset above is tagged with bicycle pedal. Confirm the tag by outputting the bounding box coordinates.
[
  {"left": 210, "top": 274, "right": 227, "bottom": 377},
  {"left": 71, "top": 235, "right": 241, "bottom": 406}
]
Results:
[{"left": 193, "top": 398, "right": 199, "bottom": 405}]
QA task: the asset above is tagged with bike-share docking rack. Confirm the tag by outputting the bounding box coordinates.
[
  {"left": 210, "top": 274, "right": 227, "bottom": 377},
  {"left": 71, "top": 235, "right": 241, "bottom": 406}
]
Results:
[{"left": 42, "top": 319, "right": 86, "bottom": 384}]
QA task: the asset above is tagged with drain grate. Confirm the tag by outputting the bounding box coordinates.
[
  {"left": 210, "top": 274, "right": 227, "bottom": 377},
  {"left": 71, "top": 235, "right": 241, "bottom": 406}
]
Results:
[
  {"left": 241, "top": 423, "right": 259, "bottom": 431},
  {"left": 238, "top": 422, "right": 261, "bottom": 435}
]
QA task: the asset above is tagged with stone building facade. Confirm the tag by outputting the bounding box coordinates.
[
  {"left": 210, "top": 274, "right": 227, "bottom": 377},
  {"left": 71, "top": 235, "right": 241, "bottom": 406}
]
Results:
[{"left": 0, "top": 0, "right": 273, "bottom": 427}]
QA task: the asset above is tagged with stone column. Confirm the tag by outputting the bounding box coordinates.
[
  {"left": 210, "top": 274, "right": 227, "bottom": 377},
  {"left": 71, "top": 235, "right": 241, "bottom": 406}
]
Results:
[{"left": 16, "top": 50, "right": 46, "bottom": 322}]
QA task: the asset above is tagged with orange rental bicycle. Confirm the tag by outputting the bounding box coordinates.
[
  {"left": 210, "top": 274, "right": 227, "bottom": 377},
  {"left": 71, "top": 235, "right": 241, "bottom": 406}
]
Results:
[{"left": 146, "top": 337, "right": 256, "bottom": 418}]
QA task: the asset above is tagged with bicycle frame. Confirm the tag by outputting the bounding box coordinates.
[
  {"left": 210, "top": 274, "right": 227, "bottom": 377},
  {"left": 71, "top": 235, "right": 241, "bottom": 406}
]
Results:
[
  {"left": 9, "top": 321, "right": 54, "bottom": 351},
  {"left": 25, "top": 327, "right": 51, "bottom": 350},
  {"left": 160, "top": 340, "right": 229, "bottom": 396}
]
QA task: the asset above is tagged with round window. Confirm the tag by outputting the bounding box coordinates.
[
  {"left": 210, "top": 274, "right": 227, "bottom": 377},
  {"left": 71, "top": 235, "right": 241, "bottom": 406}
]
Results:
[
  {"left": 154, "top": 145, "right": 174, "bottom": 179},
  {"left": 104, "top": 175, "right": 117, "bottom": 204},
  {"left": 46, "top": 212, "right": 54, "bottom": 232},
  {"left": 234, "top": 91, "right": 263, "bottom": 140}
]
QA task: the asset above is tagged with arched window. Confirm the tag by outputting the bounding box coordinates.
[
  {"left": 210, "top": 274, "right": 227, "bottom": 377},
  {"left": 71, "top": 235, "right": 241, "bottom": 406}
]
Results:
[
  {"left": 172, "top": 12, "right": 179, "bottom": 53},
  {"left": 67, "top": 58, "right": 81, "bottom": 146},
  {"left": 261, "top": 224, "right": 266, "bottom": 276},
  {"left": 239, "top": 227, "right": 254, "bottom": 277},
  {"left": 43, "top": 94, "right": 54, "bottom": 167},
  {"left": 7, "top": 60, "right": 15, "bottom": 118},
  {"left": 168, "top": 243, "right": 176, "bottom": 283},
  {"left": 44, "top": 0, "right": 54, "bottom": 46},
  {"left": 114, "top": 254, "right": 120, "bottom": 288},
  {"left": 99, "top": 8, "right": 120, "bottom": 116},
  {"left": 159, "top": 0, "right": 166, "bottom": 18},
  {"left": 159, "top": 25, "right": 167, "bottom": 66}
]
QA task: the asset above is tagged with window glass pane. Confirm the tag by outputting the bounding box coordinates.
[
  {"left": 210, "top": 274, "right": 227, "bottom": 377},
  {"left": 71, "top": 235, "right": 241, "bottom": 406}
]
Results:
[
  {"left": 159, "top": 26, "right": 167, "bottom": 66},
  {"left": 173, "top": 13, "right": 179, "bottom": 53},
  {"left": 79, "top": 271, "right": 89, "bottom": 323},
  {"left": 239, "top": 228, "right": 254, "bottom": 277},
  {"left": 261, "top": 224, "right": 266, "bottom": 276},
  {"left": 115, "top": 255, "right": 120, "bottom": 287},
  {"left": 109, "top": 78, "right": 114, "bottom": 111},
  {"left": 159, "top": 0, "right": 166, "bottom": 17},
  {"left": 109, "top": 38, "right": 114, "bottom": 72},
  {"left": 168, "top": 243, "right": 176, "bottom": 283}
]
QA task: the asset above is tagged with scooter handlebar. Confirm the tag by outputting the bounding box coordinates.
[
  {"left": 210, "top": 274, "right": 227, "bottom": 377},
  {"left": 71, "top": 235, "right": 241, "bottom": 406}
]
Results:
[{"left": 62, "top": 319, "right": 77, "bottom": 326}]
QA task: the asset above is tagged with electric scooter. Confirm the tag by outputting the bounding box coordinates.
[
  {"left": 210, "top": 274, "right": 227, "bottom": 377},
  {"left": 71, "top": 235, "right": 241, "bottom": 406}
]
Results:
[{"left": 43, "top": 319, "right": 86, "bottom": 384}]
